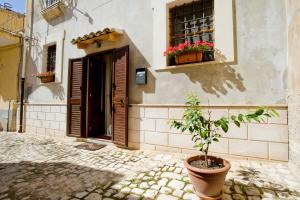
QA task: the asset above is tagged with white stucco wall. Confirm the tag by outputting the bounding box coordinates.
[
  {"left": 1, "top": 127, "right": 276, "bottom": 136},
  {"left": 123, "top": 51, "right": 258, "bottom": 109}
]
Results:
[{"left": 24, "top": 0, "right": 288, "bottom": 106}]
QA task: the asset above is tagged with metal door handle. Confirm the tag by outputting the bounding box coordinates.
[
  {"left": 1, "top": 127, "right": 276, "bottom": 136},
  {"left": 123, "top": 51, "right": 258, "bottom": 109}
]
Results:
[{"left": 119, "top": 99, "right": 125, "bottom": 107}]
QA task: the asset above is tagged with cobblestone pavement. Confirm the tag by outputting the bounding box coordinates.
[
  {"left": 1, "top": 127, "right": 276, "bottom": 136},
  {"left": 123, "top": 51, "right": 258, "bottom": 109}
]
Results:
[{"left": 0, "top": 132, "right": 299, "bottom": 200}]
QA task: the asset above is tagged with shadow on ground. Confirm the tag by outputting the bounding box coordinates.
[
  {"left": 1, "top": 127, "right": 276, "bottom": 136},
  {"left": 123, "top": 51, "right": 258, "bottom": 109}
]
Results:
[
  {"left": 222, "top": 166, "right": 300, "bottom": 199},
  {"left": 0, "top": 161, "right": 125, "bottom": 200}
]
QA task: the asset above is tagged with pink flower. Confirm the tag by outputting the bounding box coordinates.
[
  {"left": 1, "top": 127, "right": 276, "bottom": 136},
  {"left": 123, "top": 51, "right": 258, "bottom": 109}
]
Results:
[
  {"left": 208, "top": 42, "right": 214, "bottom": 47},
  {"left": 177, "top": 43, "right": 185, "bottom": 50}
]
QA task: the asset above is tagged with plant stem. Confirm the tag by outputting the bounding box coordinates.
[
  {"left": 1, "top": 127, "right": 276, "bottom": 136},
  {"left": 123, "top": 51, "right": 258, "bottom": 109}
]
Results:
[
  {"left": 205, "top": 111, "right": 212, "bottom": 168},
  {"left": 204, "top": 149, "right": 208, "bottom": 168}
]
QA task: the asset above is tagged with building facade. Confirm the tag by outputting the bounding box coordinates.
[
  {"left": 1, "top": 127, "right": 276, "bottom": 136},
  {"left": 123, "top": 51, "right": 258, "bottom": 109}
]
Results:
[
  {"left": 0, "top": 6, "right": 24, "bottom": 132},
  {"left": 19, "top": 0, "right": 299, "bottom": 164},
  {"left": 286, "top": 0, "right": 300, "bottom": 171}
]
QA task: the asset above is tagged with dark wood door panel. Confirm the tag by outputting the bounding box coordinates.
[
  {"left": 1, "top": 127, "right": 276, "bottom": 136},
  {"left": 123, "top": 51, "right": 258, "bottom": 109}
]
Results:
[
  {"left": 112, "top": 45, "right": 129, "bottom": 147},
  {"left": 67, "top": 58, "right": 87, "bottom": 138}
]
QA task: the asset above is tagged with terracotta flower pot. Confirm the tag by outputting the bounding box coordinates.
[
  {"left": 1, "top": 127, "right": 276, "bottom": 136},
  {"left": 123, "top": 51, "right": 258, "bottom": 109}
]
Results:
[
  {"left": 184, "top": 155, "right": 231, "bottom": 200},
  {"left": 175, "top": 51, "right": 203, "bottom": 64}
]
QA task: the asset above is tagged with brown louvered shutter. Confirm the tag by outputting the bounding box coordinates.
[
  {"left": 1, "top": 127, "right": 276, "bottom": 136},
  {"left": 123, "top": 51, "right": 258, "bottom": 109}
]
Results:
[
  {"left": 67, "top": 58, "right": 87, "bottom": 137},
  {"left": 112, "top": 46, "right": 129, "bottom": 146}
]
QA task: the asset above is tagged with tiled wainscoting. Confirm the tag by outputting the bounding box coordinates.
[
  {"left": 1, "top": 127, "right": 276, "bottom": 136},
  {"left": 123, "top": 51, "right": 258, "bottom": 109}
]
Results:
[
  {"left": 17, "top": 103, "right": 288, "bottom": 162},
  {"left": 17, "top": 104, "right": 67, "bottom": 139},
  {"left": 128, "top": 105, "right": 289, "bottom": 162}
]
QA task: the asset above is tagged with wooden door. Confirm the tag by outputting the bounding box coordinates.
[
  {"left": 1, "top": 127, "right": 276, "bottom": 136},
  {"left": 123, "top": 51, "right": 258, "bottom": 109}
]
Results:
[
  {"left": 67, "top": 58, "right": 87, "bottom": 137},
  {"left": 112, "top": 46, "right": 129, "bottom": 146}
]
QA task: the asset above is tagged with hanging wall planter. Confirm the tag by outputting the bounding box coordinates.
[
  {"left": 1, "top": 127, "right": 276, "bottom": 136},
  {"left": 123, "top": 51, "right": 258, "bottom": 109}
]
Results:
[{"left": 32, "top": 71, "right": 55, "bottom": 83}]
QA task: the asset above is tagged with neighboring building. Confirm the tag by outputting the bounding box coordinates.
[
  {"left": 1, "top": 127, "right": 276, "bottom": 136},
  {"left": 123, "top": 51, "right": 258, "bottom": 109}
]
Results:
[
  {"left": 0, "top": 6, "right": 24, "bottom": 131},
  {"left": 19, "top": 0, "right": 299, "bottom": 167}
]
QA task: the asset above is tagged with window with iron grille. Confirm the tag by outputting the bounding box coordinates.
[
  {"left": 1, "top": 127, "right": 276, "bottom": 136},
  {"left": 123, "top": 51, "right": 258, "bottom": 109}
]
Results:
[
  {"left": 169, "top": 0, "right": 214, "bottom": 46},
  {"left": 47, "top": 44, "right": 56, "bottom": 72}
]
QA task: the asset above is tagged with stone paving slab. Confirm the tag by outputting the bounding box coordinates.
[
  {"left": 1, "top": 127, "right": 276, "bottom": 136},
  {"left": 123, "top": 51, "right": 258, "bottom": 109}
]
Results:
[{"left": 0, "top": 132, "right": 299, "bottom": 200}]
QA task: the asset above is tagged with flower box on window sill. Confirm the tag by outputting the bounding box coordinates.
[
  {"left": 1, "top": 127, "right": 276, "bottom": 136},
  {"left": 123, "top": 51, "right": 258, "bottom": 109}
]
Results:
[
  {"left": 165, "top": 41, "right": 215, "bottom": 66},
  {"left": 170, "top": 50, "right": 215, "bottom": 66},
  {"left": 40, "top": 75, "right": 55, "bottom": 83},
  {"left": 32, "top": 71, "right": 55, "bottom": 84},
  {"left": 175, "top": 51, "right": 203, "bottom": 65}
]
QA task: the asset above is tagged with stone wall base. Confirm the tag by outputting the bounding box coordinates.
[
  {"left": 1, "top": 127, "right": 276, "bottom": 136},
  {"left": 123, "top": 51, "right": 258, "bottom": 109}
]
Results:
[
  {"left": 17, "top": 104, "right": 67, "bottom": 139},
  {"left": 17, "top": 103, "right": 289, "bottom": 162},
  {"left": 128, "top": 105, "right": 289, "bottom": 162}
]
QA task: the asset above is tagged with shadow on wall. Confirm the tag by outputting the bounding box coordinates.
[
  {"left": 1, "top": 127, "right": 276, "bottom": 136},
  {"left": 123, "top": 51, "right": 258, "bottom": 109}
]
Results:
[
  {"left": 168, "top": 0, "right": 244, "bottom": 98},
  {"left": 46, "top": 84, "right": 65, "bottom": 101},
  {"left": 83, "top": 31, "right": 156, "bottom": 104},
  {"left": 43, "top": 0, "right": 94, "bottom": 26},
  {"left": 168, "top": 50, "right": 246, "bottom": 98},
  {"left": 26, "top": 29, "right": 154, "bottom": 103},
  {"left": 125, "top": 32, "right": 156, "bottom": 104},
  {"left": 25, "top": 45, "right": 65, "bottom": 101}
]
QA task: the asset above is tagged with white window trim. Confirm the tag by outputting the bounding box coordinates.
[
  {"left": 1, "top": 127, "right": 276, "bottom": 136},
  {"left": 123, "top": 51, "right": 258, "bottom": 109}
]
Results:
[
  {"left": 41, "top": 29, "right": 65, "bottom": 83},
  {"left": 151, "top": 0, "right": 235, "bottom": 68}
]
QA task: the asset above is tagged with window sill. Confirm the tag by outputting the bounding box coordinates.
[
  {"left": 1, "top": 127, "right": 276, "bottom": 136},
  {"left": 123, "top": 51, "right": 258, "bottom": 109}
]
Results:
[
  {"left": 154, "top": 60, "right": 223, "bottom": 72},
  {"left": 39, "top": 81, "right": 61, "bottom": 86}
]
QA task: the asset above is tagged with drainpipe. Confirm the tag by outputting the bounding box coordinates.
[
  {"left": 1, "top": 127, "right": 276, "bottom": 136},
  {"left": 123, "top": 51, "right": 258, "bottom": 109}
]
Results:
[
  {"left": 17, "top": 29, "right": 24, "bottom": 133},
  {"left": 18, "top": 78, "right": 25, "bottom": 132},
  {"left": 18, "top": 0, "right": 34, "bottom": 133}
]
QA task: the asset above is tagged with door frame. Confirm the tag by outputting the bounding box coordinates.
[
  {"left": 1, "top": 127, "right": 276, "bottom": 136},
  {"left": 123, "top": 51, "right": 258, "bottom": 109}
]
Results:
[
  {"left": 67, "top": 46, "right": 129, "bottom": 147},
  {"left": 67, "top": 48, "right": 116, "bottom": 139},
  {"left": 86, "top": 50, "right": 114, "bottom": 139}
]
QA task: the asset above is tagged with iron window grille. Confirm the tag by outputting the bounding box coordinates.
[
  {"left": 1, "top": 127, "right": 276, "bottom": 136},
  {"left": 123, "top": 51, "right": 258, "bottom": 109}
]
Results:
[
  {"left": 46, "top": 44, "right": 56, "bottom": 72},
  {"left": 169, "top": 0, "right": 214, "bottom": 46}
]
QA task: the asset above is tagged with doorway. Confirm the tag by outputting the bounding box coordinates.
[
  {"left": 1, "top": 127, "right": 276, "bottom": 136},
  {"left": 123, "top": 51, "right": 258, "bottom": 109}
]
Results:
[
  {"left": 87, "top": 53, "right": 113, "bottom": 139},
  {"left": 67, "top": 46, "right": 129, "bottom": 146}
]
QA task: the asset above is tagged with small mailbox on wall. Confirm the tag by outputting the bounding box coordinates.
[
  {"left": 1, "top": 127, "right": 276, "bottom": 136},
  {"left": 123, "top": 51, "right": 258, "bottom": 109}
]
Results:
[{"left": 135, "top": 68, "right": 147, "bottom": 85}]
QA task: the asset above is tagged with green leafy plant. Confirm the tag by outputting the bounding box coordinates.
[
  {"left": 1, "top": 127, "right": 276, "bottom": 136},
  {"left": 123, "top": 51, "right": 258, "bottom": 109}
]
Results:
[{"left": 169, "top": 94, "right": 279, "bottom": 168}]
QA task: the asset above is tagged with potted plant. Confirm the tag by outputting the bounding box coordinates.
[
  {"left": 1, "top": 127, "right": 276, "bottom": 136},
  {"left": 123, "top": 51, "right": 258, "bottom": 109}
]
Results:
[
  {"left": 32, "top": 71, "right": 55, "bottom": 83},
  {"left": 164, "top": 41, "right": 214, "bottom": 65},
  {"left": 169, "top": 94, "right": 278, "bottom": 199}
]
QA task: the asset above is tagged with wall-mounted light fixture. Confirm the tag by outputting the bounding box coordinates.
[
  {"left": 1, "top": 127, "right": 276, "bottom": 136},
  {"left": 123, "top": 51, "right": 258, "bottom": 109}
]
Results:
[{"left": 94, "top": 40, "right": 102, "bottom": 48}]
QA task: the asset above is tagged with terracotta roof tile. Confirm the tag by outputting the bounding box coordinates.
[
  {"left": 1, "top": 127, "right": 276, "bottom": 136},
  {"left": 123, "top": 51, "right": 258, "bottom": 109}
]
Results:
[{"left": 71, "top": 28, "right": 115, "bottom": 44}]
